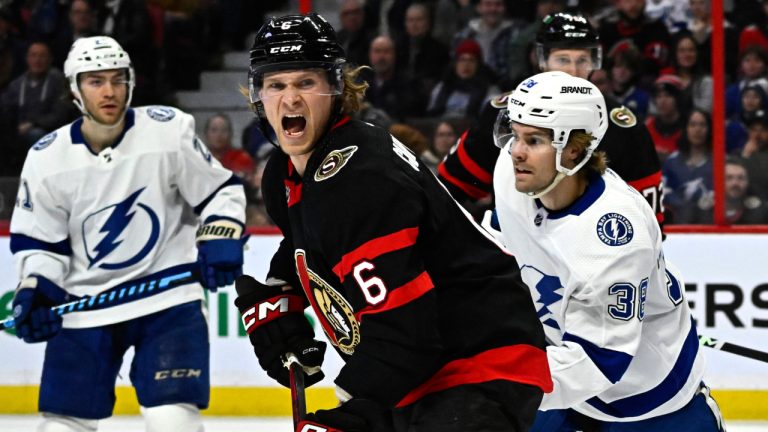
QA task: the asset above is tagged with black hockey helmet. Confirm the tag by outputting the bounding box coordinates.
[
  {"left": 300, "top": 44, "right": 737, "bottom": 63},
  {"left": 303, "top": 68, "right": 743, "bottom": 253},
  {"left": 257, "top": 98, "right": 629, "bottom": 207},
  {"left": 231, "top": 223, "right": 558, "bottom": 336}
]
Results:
[
  {"left": 248, "top": 12, "right": 346, "bottom": 104},
  {"left": 535, "top": 12, "right": 602, "bottom": 71}
]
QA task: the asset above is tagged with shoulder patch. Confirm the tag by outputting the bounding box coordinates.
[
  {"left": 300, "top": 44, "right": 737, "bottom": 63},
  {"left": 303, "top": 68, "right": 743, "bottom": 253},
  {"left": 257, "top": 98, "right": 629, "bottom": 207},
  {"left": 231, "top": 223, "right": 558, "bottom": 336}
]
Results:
[
  {"left": 146, "top": 106, "right": 176, "bottom": 122},
  {"left": 315, "top": 146, "right": 358, "bottom": 182},
  {"left": 596, "top": 213, "right": 634, "bottom": 246},
  {"left": 32, "top": 131, "right": 57, "bottom": 151},
  {"left": 490, "top": 91, "right": 513, "bottom": 109},
  {"left": 609, "top": 106, "right": 637, "bottom": 128}
]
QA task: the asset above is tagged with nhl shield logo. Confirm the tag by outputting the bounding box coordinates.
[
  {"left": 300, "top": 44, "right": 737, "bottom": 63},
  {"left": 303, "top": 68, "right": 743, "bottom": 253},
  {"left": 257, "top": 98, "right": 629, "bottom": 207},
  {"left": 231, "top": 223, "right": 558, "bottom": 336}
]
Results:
[
  {"left": 314, "top": 146, "right": 358, "bottom": 182},
  {"left": 32, "top": 132, "right": 57, "bottom": 151},
  {"left": 147, "top": 106, "right": 176, "bottom": 122},
  {"left": 596, "top": 213, "right": 634, "bottom": 246},
  {"left": 295, "top": 250, "right": 360, "bottom": 354}
]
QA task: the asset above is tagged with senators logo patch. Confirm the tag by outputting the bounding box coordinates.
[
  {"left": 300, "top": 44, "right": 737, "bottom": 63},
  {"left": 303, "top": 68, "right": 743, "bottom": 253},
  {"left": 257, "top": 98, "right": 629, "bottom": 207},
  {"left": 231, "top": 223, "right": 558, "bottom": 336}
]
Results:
[
  {"left": 295, "top": 250, "right": 360, "bottom": 355},
  {"left": 609, "top": 106, "right": 637, "bottom": 128},
  {"left": 315, "top": 146, "right": 358, "bottom": 182},
  {"left": 490, "top": 91, "right": 512, "bottom": 109}
]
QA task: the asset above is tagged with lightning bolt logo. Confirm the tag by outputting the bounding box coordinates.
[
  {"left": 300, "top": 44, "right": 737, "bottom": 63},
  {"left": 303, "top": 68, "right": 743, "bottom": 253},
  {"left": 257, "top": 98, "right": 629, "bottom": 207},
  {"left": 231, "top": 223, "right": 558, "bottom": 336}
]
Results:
[
  {"left": 521, "top": 265, "right": 563, "bottom": 330},
  {"left": 84, "top": 187, "right": 160, "bottom": 270}
]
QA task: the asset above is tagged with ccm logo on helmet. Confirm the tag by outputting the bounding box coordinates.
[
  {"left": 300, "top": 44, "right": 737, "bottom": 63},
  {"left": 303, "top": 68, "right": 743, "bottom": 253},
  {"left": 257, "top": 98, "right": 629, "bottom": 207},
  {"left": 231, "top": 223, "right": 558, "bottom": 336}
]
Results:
[
  {"left": 269, "top": 45, "right": 302, "bottom": 54},
  {"left": 509, "top": 98, "right": 526, "bottom": 107},
  {"left": 560, "top": 86, "right": 592, "bottom": 94}
]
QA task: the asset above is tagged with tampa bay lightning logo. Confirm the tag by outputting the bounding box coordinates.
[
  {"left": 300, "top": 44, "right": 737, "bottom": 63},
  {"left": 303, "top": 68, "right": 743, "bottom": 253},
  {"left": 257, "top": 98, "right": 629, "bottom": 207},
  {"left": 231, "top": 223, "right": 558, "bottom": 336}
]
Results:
[
  {"left": 520, "top": 265, "right": 562, "bottom": 330},
  {"left": 146, "top": 106, "right": 176, "bottom": 122},
  {"left": 82, "top": 187, "right": 160, "bottom": 270},
  {"left": 596, "top": 213, "right": 634, "bottom": 246},
  {"left": 32, "top": 132, "right": 56, "bottom": 150}
]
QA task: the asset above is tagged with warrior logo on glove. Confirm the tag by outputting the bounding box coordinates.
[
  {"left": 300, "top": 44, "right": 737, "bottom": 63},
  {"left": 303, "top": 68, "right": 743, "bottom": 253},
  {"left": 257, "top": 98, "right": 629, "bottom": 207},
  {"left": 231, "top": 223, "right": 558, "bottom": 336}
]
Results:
[{"left": 295, "top": 250, "right": 360, "bottom": 355}]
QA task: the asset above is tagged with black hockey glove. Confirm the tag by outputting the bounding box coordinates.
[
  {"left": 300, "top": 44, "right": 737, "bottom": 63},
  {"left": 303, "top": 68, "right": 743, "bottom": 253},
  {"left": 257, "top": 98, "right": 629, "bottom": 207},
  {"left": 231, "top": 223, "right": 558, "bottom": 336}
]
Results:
[
  {"left": 301, "top": 399, "right": 394, "bottom": 432},
  {"left": 234, "top": 275, "right": 326, "bottom": 388}
]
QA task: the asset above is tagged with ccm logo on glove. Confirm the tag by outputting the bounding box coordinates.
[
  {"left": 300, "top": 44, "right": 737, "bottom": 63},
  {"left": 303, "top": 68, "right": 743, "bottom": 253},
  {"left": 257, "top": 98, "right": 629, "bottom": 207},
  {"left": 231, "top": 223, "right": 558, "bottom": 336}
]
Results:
[{"left": 241, "top": 294, "right": 305, "bottom": 333}]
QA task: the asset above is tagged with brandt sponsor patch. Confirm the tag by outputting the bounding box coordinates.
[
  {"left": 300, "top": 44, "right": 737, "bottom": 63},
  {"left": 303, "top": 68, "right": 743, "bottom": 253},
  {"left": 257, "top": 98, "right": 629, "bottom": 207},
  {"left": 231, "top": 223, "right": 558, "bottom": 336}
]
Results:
[
  {"left": 609, "top": 106, "right": 637, "bottom": 128},
  {"left": 315, "top": 146, "right": 358, "bottom": 181}
]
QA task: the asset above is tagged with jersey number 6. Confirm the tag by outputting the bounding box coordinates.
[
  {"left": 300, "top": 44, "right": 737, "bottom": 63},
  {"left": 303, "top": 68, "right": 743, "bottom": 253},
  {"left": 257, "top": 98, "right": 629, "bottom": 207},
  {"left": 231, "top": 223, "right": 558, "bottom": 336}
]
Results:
[{"left": 352, "top": 261, "right": 388, "bottom": 305}]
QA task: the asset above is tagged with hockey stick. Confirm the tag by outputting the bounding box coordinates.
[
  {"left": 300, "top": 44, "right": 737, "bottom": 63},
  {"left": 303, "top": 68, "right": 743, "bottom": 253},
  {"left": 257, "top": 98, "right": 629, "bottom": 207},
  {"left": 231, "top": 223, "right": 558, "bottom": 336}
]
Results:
[
  {"left": 2, "top": 265, "right": 199, "bottom": 330},
  {"left": 285, "top": 353, "right": 307, "bottom": 430},
  {"left": 699, "top": 335, "right": 768, "bottom": 363}
]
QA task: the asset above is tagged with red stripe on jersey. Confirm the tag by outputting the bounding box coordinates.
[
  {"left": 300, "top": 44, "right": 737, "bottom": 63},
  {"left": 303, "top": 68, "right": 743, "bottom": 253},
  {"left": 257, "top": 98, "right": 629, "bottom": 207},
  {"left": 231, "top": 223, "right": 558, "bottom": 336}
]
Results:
[
  {"left": 331, "top": 115, "right": 351, "bottom": 130},
  {"left": 395, "top": 344, "right": 553, "bottom": 408},
  {"left": 332, "top": 227, "right": 419, "bottom": 282},
  {"left": 437, "top": 163, "right": 490, "bottom": 200},
  {"left": 285, "top": 179, "right": 303, "bottom": 208},
  {"left": 627, "top": 170, "right": 662, "bottom": 192},
  {"left": 296, "top": 251, "right": 341, "bottom": 347},
  {"left": 457, "top": 131, "right": 493, "bottom": 184},
  {"left": 354, "top": 271, "right": 434, "bottom": 321}
]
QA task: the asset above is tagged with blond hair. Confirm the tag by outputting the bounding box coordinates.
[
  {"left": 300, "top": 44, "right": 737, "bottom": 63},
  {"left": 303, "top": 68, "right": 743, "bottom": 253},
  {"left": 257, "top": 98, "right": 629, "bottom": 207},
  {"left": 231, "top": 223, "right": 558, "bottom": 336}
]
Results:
[
  {"left": 339, "top": 65, "right": 369, "bottom": 114},
  {"left": 567, "top": 130, "right": 608, "bottom": 175}
]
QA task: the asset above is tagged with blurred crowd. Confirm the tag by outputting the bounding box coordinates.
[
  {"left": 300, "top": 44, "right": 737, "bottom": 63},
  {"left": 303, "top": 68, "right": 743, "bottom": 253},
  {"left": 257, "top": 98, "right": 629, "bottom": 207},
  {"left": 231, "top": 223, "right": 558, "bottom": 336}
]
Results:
[{"left": 3, "top": 0, "right": 768, "bottom": 226}]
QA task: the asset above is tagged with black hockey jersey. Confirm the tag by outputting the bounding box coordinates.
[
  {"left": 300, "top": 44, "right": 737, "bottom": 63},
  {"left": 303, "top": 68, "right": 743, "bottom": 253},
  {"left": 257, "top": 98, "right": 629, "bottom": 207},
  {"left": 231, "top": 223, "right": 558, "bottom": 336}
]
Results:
[
  {"left": 262, "top": 117, "right": 552, "bottom": 408},
  {"left": 438, "top": 93, "right": 665, "bottom": 228}
]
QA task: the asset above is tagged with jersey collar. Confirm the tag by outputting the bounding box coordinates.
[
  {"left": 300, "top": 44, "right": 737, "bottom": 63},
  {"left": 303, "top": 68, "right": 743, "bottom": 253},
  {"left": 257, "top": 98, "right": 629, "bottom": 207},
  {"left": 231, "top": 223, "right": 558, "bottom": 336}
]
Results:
[
  {"left": 70, "top": 108, "right": 136, "bottom": 155},
  {"left": 536, "top": 171, "right": 606, "bottom": 220}
]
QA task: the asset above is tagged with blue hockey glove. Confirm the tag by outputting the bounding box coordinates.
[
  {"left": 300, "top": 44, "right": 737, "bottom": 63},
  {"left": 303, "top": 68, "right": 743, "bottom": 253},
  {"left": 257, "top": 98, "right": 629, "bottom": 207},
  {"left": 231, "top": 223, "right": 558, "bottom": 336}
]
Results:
[
  {"left": 235, "top": 275, "right": 326, "bottom": 388},
  {"left": 302, "top": 399, "right": 393, "bottom": 432},
  {"left": 196, "top": 218, "right": 247, "bottom": 291},
  {"left": 12, "top": 275, "right": 70, "bottom": 343}
]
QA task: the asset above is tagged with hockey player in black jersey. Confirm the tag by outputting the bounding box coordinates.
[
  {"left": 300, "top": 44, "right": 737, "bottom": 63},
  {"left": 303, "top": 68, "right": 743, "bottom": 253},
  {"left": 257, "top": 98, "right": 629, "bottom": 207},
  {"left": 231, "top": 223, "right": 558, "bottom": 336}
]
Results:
[
  {"left": 439, "top": 12, "right": 665, "bottom": 229},
  {"left": 234, "top": 13, "right": 552, "bottom": 432}
]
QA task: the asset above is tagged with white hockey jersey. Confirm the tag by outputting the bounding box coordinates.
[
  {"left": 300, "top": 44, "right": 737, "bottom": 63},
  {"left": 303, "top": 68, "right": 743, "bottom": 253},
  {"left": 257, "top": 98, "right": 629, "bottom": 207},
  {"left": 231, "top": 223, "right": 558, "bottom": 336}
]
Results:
[
  {"left": 493, "top": 150, "right": 706, "bottom": 422},
  {"left": 11, "top": 106, "right": 246, "bottom": 328}
]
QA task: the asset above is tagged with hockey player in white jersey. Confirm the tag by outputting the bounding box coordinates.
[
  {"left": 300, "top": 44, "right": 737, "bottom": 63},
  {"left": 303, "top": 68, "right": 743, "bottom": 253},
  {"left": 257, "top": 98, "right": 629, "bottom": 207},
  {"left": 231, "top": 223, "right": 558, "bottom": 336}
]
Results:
[
  {"left": 490, "top": 71, "right": 724, "bottom": 431},
  {"left": 9, "top": 36, "right": 246, "bottom": 431}
]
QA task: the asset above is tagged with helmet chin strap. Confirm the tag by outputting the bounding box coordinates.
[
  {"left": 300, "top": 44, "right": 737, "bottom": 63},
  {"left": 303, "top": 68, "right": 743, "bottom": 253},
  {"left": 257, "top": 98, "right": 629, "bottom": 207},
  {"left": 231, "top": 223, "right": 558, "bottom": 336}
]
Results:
[{"left": 527, "top": 171, "right": 567, "bottom": 199}]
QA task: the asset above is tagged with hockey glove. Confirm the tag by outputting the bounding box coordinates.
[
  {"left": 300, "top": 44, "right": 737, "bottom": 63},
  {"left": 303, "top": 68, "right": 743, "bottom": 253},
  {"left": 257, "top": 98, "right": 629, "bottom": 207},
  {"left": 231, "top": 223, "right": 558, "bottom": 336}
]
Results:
[
  {"left": 234, "top": 275, "right": 326, "bottom": 388},
  {"left": 12, "top": 275, "right": 71, "bottom": 343},
  {"left": 196, "top": 218, "right": 247, "bottom": 291},
  {"left": 301, "top": 399, "right": 393, "bottom": 432}
]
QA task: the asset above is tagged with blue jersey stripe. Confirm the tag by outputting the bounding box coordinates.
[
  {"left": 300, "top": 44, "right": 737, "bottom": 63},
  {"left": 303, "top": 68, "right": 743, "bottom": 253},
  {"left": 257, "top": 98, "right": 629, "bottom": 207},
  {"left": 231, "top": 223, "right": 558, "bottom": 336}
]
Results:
[
  {"left": 193, "top": 174, "right": 242, "bottom": 215},
  {"left": 562, "top": 332, "right": 633, "bottom": 383},
  {"left": 10, "top": 233, "right": 73, "bottom": 256},
  {"left": 585, "top": 317, "right": 699, "bottom": 418}
]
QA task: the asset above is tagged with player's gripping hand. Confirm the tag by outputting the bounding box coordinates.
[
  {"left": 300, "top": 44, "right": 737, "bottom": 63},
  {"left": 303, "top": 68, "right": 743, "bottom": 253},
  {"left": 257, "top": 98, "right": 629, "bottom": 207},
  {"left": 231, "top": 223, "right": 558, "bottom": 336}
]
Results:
[
  {"left": 299, "top": 399, "right": 393, "bottom": 432},
  {"left": 12, "top": 275, "right": 71, "bottom": 343},
  {"left": 235, "top": 275, "right": 326, "bottom": 388},
  {"left": 196, "top": 218, "right": 247, "bottom": 291}
]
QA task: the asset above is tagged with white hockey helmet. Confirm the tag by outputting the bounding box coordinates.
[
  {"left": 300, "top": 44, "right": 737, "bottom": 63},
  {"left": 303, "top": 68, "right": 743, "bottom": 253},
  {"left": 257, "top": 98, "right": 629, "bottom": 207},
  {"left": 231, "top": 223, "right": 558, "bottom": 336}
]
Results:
[
  {"left": 494, "top": 71, "right": 608, "bottom": 177},
  {"left": 64, "top": 36, "right": 135, "bottom": 115}
]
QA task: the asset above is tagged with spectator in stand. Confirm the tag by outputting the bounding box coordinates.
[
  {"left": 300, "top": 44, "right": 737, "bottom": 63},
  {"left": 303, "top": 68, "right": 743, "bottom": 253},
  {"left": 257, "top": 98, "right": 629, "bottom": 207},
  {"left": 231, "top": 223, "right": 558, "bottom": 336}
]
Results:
[
  {"left": 608, "top": 44, "right": 650, "bottom": 119},
  {"left": 687, "top": 0, "right": 739, "bottom": 79},
  {"left": 337, "top": 0, "right": 374, "bottom": 67},
  {"left": 646, "top": 74, "right": 687, "bottom": 160},
  {"left": 431, "top": 0, "right": 475, "bottom": 47},
  {"left": 505, "top": 0, "right": 565, "bottom": 86},
  {"left": 204, "top": 113, "right": 254, "bottom": 181},
  {"left": 22, "top": 0, "right": 61, "bottom": 46},
  {"left": 396, "top": 3, "right": 449, "bottom": 97},
  {"left": 589, "top": 67, "right": 612, "bottom": 96},
  {"left": 51, "top": 0, "right": 96, "bottom": 70},
  {"left": 453, "top": 0, "right": 524, "bottom": 80},
  {"left": 725, "top": 45, "right": 768, "bottom": 118},
  {"left": 742, "top": 110, "right": 768, "bottom": 200},
  {"left": 0, "top": 41, "right": 75, "bottom": 175},
  {"left": 722, "top": 157, "right": 768, "bottom": 224},
  {"left": 662, "top": 109, "right": 713, "bottom": 224},
  {"left": 95, "top": 0, "right": 159, "bottom": 105},
  {"left": 599, "top": 0, "right": 672, "bottom": 78},
  {"left": 661, "top": 31, "right": 713, "bottom": 113},
  {"left": 421, "top": 120, "right": 458, "bottom": 173},
  {"left": 427, "top": 39, "right": 499, "bottom": 120},
  {"left": 363, "top": 35, "right": 422, "bottom": 120},
  {"left": 725, "top": 83, "right": 768, "bottom": 154},
  {"left": 364, "top": 0, "right": 413, "bottom": 41},
  {"left": 0, "top": 6, "right": 27, "bottom": 92},
  {"left": 645, "top": 0, "right": 690, "bottom": 33}
]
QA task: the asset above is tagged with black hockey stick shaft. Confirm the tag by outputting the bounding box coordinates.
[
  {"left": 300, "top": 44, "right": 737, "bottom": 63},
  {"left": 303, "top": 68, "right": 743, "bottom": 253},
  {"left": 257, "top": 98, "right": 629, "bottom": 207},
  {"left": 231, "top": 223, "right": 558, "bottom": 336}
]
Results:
[
  {"left": 2, "top": 266, "right": 199, "bottom": 330},
  {"left": 287, "top": 354, "right": 307, "bottom": 430},
  {"left": 699, "top": 335, "right": 768, "bottom": 363}
]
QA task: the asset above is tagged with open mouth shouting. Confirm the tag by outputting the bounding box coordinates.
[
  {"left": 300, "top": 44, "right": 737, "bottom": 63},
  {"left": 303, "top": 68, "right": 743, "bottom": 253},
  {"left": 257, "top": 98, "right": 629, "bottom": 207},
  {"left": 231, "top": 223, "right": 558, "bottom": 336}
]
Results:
[{"left": 282, "top": 114, "right": 307, "bottom": 138}]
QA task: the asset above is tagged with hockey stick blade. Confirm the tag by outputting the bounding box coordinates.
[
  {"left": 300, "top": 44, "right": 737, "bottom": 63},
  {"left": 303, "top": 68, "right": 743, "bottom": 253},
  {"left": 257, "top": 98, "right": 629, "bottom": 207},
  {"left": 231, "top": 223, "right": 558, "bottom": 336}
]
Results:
[
  {"left": 699, "top": 335, "right": 768, "bottom": 363},
  {"left": 285, "top": 353, "right": 307, "bottom": 430},
  {"left": 2, "top": 265, "right": 199, "bottom": 330}
]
